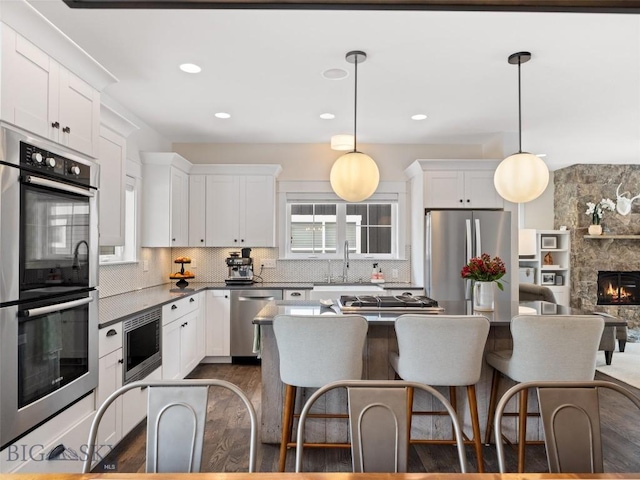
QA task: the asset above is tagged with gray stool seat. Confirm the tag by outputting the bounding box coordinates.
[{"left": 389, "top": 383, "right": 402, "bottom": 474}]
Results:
[
  {"left": 484, "top": 314, "right": 605, "bottom": 472},
  {"left": 389, "top": 314, "right": 490, "bottom": 472},
  {"left": 273, "top": 314, "right": 368, "bottom": 472}
]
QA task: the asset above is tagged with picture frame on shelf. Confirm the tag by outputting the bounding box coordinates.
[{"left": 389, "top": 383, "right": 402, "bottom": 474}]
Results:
[
  {"left": 541, "top": 272, "right": 556, "bottom": 285},
  {"left": 541, "top": 236, "right": 558, "bottom": 249}
]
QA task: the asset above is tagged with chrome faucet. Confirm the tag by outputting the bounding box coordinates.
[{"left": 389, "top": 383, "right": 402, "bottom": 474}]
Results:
[{"left": 342, "top": 240, "right": 349, "bottom": 283}]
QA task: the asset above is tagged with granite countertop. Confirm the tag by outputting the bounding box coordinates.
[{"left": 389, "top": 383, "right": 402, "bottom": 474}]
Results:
[
  {"left": 252, "top": 299, "right": 627, "bottom": 327},
  {"left": 98, "top": 281, "right": 424, "bottom": 327}
]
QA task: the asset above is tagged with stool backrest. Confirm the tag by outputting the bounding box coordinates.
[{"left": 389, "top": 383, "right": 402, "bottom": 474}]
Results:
[
  {"left": 273, "top": 314, "right": 368, "bottom": 388},
  {"left": 394, "top": 315, "right": 490, "bottom": 385},
  {"left": 495, "top": 380, "right": 640, "bottom": 473},
  {"left": 509, "top": 315, "right": 604, "bottom": 382},
  {"left": 295, "top": 380, "right": 468, "bottom": 473},
  {"left": 83, "top": 380, "right": 257, "bottom": 473}
]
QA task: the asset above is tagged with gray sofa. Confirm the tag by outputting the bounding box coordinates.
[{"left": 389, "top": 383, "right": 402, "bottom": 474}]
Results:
[{"left": 518, "top": 284, "right": 626, "bottom": 365}]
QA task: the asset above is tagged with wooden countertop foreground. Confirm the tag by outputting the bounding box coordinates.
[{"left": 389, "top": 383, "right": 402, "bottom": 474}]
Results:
[{"left": 3, "top": 473, "right": 640, "bottom": 480}]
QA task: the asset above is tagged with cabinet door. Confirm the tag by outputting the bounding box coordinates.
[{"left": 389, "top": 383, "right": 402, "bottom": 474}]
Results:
[
  {"left": 241, "top": 175, "right": 276, "bottom": 247},
  {"left": 96, "top": 349, "right": 123, "bottom": 448},
  {"left": 170, "top": 167, "right": 189, "bottom": 246},
  {"left": 58, "top": 66, "right": 100, "bottom": 157},
  {"left": 205, "top": 175, "right": 240, "bottom": 246},
  {"left": 205, "top": 290, "right": 231, "bottom": 356},
  {"left": 188, "top": 175, "right": 207, "bottom": 246},
  {"left": 1, "top": 28, "right": 58, "bottom": 141},
  {"left": 121, "top": 366, "right": 161, "bottom": 436},
  {"left": 98, "top": 127, "right": 126, "bottom": 246},
  {"left": 162, "top": 319, "right": 182, "bottom": 380},
  {"left": 180, "top": 310, "right": 199, "bottom": 377},
  {"left": 195, "top": 294, "right": 206, "bottom": 362},
  {"left": 464, "top": 171, "right": 504, "bottom": 208},
  {"left": 423, "top": 171, "right": 465, "bottom": 208}
]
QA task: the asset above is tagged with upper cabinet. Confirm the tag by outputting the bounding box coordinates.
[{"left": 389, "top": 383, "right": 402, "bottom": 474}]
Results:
[
  {"left": 192, "top": 164, "right": 282, "bottom": 248},
  {"left": 98, "top": 105, "right": 139, "bottom": 246},
  {"left": 188, "top": 175, "right": 207, "bottom": 247},
  {"left": 423, "top": 168, "right": 504, "bottom": 209},
  {"left": 1, "top": 25, "right": 102, "bottom": 157},
  {"left": 141, "top": 153, "right": 191, "bottom": 247}
]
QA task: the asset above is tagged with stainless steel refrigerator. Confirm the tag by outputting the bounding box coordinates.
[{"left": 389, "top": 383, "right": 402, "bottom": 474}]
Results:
[{"left": 425, "top": 209, "right": 511, "bottom": 302}]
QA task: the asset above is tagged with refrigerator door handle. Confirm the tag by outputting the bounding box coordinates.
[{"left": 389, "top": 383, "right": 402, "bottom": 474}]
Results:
[
  {"left": 475, "top": 218, "right": 482, "bottom": 256},
  {"left": 465, "top": 219, "right": 472, "bottom": 300}
]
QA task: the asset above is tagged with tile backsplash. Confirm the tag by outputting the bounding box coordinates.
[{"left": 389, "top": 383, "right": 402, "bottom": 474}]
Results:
[{"left": 99, "top": 246, "right": 412, "bottom": 298}]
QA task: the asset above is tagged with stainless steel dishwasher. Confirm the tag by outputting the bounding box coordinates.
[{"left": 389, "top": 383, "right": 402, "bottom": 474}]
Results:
[{"left": 230, "top": 289, "right": 282, "bottom": 358}]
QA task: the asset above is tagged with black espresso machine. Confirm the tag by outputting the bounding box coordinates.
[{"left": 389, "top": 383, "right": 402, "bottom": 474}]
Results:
[{"left": 225, "top": 248, "right": 254, "bottom": 285}]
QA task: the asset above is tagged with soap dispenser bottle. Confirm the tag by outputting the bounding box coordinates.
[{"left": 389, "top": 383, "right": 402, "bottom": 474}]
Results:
[
  {"left": 377, "top": 266, "right": 385, "bottom": 283},
  {"left": 371, "top": 263, "right": 379, "bottom": 281}
]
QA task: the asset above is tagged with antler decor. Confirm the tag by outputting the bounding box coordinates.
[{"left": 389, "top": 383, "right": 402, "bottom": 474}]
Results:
[{"left": 615, "top": 183, "right": 640, "bottom": 216}]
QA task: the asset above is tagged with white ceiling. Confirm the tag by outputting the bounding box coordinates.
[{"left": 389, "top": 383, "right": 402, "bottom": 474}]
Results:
[{"left": 26, "top": 1, "right": 640, "bottom": 169}]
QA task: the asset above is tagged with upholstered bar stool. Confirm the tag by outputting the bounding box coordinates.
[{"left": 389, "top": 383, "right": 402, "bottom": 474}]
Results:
[
  {"left": 273, "top": 314, "right": 368, "bottom": 472},
  {"left": 484, "top": 314, "right": 604, "bottom": 473},
  {"left": 389, "top": 314, "right": 490, "bottom": 473}
]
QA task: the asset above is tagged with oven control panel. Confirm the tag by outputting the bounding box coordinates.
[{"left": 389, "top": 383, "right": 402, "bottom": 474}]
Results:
[{"left": 20, "top": 141, "right": 91, "bottom": 187}]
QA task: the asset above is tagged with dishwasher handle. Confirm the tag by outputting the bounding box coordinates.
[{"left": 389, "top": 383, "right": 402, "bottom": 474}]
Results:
[{"left": 238, "top": 296, "right": 276, "bottom": 302}]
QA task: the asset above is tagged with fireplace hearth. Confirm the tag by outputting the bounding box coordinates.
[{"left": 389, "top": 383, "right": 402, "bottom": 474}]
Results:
[{"left": 597, "top": 271, "right": 640, "bottom": 305}]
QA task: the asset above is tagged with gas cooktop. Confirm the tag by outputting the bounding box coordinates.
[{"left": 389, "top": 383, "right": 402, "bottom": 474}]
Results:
[{"left": 338, "top": 295, "right": 444, "bottom": 313}]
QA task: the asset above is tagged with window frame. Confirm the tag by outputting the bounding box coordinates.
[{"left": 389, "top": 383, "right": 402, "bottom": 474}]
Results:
[
  {"left": 281, "top": 194, "right": 404, "bottom": 260},
  {"left": 99, "top": 175, "right": 139, "bottom": 265}
]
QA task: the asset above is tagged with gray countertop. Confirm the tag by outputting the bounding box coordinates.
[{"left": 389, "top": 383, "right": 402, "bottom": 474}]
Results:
[
  {"left": 98, "top": 281, "right": 423, "bottom": 327},
  {"left": 252, "top": 299, "right": 627, "bottom": 327}
]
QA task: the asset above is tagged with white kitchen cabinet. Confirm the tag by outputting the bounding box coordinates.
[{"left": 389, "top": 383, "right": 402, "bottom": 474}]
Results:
[
  {"left": 205, "top": 290, "right": 231, "bottom": 357},
  {"left": 96, "top": 349, "right": 123, "bottom": 448},
  {"left": 205, "top": 174, "right": 276, "bottom": 247},
  {"left": 162, "top": 295, "right": 203, "bottom": 379},
  {"left": 141, "top": 153, "right": 191, "bottom": 247},
  {"left": 121, "top": 366, "right": 161, "bottom": 436},
  {"left": 424, "top": 170, "right": 503, "bottom": 209},
  {"left": 283, "top": 289, "right": 309, "bottom": 300},
  {"left": 98, "top": 105, "right": 138, "bottom": 246},
  {"left": 1, "top": 26, "right": 100, "bottom": 157},
  {"left": 188, "top": 175, "right": 207, "bottom": 246}
]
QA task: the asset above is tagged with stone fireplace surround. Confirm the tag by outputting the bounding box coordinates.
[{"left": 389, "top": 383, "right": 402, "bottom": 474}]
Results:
[{"left": 554, "top": 164, "right": 640, "bottom": 329}]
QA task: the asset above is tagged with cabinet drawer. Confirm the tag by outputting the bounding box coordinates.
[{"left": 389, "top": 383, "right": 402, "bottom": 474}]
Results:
[
  {"left": 162, "top": 294, "right": 199, "bottom": 326},
  {"left": 99, "top": 323, "right": 123, "bottom": 357},
  {"left": 0, "top": 394, "right": 94, "bottom": 473},
  {"left": 283, "top": 289, "right": 307, "bottom": 300}
]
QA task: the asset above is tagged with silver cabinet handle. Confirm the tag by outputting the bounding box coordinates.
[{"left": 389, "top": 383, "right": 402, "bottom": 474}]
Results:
[
  {"left": 23, "top": 296, "right": 92, "bottom": 317},
  {"left": 239, "top": 296, "right": 275, "bottom": 301}
]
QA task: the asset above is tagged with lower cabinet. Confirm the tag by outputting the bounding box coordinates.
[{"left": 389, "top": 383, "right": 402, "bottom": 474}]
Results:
[
  {"left": 205, "top": 290, "right": 231, "bottom": 357},
  {"left": 162, "top": 294, "right": 204, "bottom": 379}
]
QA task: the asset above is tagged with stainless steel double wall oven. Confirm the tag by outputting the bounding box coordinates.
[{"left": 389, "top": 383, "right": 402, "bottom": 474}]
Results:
[{"left": 0, "top": 126, "right": 99, "bottom": 449}]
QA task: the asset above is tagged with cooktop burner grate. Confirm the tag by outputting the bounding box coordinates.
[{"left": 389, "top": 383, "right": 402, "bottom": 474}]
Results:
[{"left": 338, "top": 295, "right": 443, "bottom": 312}]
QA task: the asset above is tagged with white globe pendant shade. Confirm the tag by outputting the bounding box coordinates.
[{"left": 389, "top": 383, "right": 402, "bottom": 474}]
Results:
[
  {"left": 493, "top": 152, "right": 550, "bottom": 203},
  {"left": 330, "top": 151, "right": 380, "bottom": 202}
]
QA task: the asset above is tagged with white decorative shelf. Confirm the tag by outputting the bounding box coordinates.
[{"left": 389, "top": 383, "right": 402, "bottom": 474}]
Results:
[{"left": 584, "top": 235, "right": 640, "bottom": 239}]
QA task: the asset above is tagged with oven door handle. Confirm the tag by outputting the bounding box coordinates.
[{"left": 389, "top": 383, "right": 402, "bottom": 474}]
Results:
[
  {"left": 22, "top": 296, "right": 93, "bottom": 318},
  {"left": 23, "top": 175, "right": 94, "bottom": 198}
]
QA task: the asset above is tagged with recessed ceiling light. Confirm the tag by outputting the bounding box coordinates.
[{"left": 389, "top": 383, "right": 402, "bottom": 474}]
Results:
[
  {"left": 179, "top": 63, "right": 202, "bottom": 74},
  {"left": 320, "top": 113, "right": 335, "bottom": 120},
  {"left": 322, "top": 68, "right": 348, "bottom": 80},
  {"left": 215, "top": 112, "right": 231, "bottom": 119},
  {"left": 411, "top": 114, "right": 428, "bottom": 120}
]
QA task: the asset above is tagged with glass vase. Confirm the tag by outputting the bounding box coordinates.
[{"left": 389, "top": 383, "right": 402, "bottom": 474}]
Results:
[{"left": 473, "top": 281, "right": 495, "bottom": 311}]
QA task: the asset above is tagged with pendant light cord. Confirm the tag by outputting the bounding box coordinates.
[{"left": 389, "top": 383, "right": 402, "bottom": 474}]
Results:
[
  {"left": 517, "top": 56, "right": 522, "bottom": 153},
  {"left": 353, "top": 55, "right": 358, "bottom": 153}
]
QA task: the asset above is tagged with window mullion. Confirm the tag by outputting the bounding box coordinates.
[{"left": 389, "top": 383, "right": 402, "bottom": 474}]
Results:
[{"left": 336, "top": 204, "right": 347, "bottom": 257}]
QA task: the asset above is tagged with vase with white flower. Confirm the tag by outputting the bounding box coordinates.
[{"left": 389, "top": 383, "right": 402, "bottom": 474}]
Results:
[
  {"left": 461, "top": 253, "right": 506, "bottom": 311},
  {"left": 585, "top": 198, "right": 616, "bottom": 235}
]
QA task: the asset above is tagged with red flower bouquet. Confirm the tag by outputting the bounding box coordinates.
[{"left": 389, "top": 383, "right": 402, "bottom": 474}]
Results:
[{"left": 461, "top": 253, "right": 507, "bottom": 291}]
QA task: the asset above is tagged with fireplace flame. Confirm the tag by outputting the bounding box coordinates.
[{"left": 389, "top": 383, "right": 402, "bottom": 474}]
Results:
[{"left": 605, "top": 282, "right": 633, "bottom": 301}]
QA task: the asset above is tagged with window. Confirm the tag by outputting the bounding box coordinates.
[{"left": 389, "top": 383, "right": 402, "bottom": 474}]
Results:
[
  {"left": 286, "top": 199, "right": 398, "bottom": 259},
  {"left": 99, "top": 176, "right": 138, "bottom": 263}
]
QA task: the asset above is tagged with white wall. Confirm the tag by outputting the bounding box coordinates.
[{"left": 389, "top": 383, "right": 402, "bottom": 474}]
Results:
[
  {"left": 520, "top": 171, "right": 555, "bottom": 229},
  {"left": 173, "top": 142, "right": 489, "bottom": 182}
]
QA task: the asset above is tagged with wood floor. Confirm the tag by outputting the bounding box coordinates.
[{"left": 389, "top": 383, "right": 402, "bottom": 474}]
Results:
[{"left": 94, "top": 365, "right": 640, "bottom": 474}]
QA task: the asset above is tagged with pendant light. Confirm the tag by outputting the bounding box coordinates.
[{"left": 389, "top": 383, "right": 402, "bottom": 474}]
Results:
[
  {"left": 330, "top": 50, "right": 379, "bottom": 202},
  {"left": 494, "top": 52, "right": 549, "bottom": 204}
]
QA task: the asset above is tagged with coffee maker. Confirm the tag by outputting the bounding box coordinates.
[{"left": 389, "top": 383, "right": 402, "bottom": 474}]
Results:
[{"left": 225, "top": 248, "right": 254, "bottom": 285}]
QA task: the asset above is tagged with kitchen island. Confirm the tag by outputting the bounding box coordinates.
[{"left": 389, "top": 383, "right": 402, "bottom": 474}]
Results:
[{"left": 254, "top": 299, "right": 624, "bottom": 445}]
